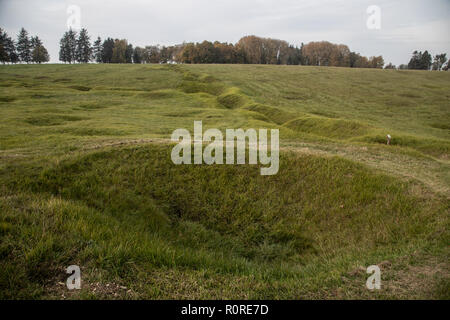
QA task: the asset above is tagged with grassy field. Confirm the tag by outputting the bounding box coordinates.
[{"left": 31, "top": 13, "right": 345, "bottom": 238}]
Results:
[{"left": 0, "top": 64, "right": 448, "bottom": 299}]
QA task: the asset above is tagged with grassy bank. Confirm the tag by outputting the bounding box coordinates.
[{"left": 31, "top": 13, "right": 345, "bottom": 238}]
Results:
[{"left": 0, "top": 64, "right": 448, "bottom": 299}]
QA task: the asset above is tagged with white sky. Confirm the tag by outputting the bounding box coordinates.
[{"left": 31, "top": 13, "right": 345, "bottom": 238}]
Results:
[{"left": 0, "top": 0, "right": 449, "bottom": 65}]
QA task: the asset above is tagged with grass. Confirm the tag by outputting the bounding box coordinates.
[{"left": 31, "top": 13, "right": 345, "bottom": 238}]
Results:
[{"left": 0, "top": 63, "right": 449, "bottom": 299}]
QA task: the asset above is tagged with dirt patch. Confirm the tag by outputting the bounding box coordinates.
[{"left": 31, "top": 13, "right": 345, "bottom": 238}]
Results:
[
  {"left": 339, "top": 253, "right": 449, "bottom": 299},
  {"left": 44, "top": 267, "right": 136, "bottom": 299}
]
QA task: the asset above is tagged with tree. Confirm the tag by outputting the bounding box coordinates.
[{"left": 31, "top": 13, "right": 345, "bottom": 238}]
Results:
[
  {"left": 17, "top": 28, "right": 32, "bottom": 63},
  {"left": 233, "top": 36, "right": 292, "bottom": 65},
  {"left": 408, "top": 51, "right": 421, "bottom": 69},
  {"left": 92, "top": 37, "right": 102, "bottom": 63},
  {"left": 145, "top": 45, "right": 162, "bottom": 63},
  {"left": 420, "top": 50, "right": 432, "bottom": 70},
  {"left": 0, "top": 28, "right": 9, "bottom": 63},
  {"left": 369, "top": 56, "right": 384, "bottom": 68},
  {"left": 352, "top": 53, "right": 369, "bottom": 68},
  {"left": 58, "top": 33, "right": 68, "bottom": 63},
  {"left": 76, "top": 28, "right": 92, "bottom": 63},
  {"left": 101, "top": 38, "right": 114, "bottom": 63},
  {"left": 286, "top": 45, "right": 302, "bottom": 65},
  {"left": 349, "top": 52, "right": 358, "bottom": 68},
  {"left": 59, "top": 29, "right": 77, "bottom": 63},
  {"left": 236, "top": 36, "right": 264, "bottom": 64},
  {"left": 159, "top": 46, "right": 173, "bottom": 63},
  {"left": 132, "top": 46, "right": 144, "bottom": 64},
  {"left": 32, "top": 44, "right": 49, "bottom": 63},
  {"left": 0, "top": 28, "right": 18, "bottom": 63},
  {"left": 30, "top": 36, "right": 49, "bottom": 63},
  {"left": 408, "top": 50, "right": 432, "bottom": 70},
  {"left": 125, "top": 43, "right": 133, "bottom": 63},
  {"left": 178, "top": 43, "right": 196, "bottom": 63},
  {"left": 197, "top": 41, "right": 216, "bottom": 63},
  {"left": 302, "top": 41, "right": 331, "bottom": 66},
  {"left": 6, "top": 38, "right": 18, "bottom": 63},
  {"left": 302, "top": 41, "right": 355, "bottom": 67},
  {"left": 111, "top": 39, "right": 127, "bottom": 63},
  {"left": 330, "top": 44, "right": 351, "bottom": 67},
  {"left": 432, "top": 53, "right": 447, "bottom": 71},
  {"left": 30, "top": 36, "right": 39, "bottom": 49}
]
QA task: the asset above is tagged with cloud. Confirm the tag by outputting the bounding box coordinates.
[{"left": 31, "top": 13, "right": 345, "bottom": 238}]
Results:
[{"left": 0, "top": 0, "right": 448, "bottom": 65}]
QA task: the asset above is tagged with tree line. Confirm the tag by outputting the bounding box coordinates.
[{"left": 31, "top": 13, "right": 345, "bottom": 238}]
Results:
[
  {"left": 0, "top": 27, "right": 49, "bottom": 63},
  {"left": 1, "top": 26, "right": 449, "bottom": 70},
  {"left": 58, "top": 29, "right": 449, "bottom": 70},
  {"left": 59, "top": 31, "right": 388, "bottom": 68},
  {"left": 405, "top": 51, "right": 448, "bottom": 71}
]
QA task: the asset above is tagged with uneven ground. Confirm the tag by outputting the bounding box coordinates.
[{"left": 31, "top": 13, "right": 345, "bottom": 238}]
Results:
[{"left": 0, "top": 64, "right": 448, "bottom": 299}]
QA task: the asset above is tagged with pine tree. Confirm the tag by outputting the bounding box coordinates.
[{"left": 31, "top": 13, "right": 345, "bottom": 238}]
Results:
[
  {"left": 76, "top": 28, "right": 92, "bottom": 63},
  {"left": 101, "top": 38, "right": 114, "bottom": 63},
  {"left": 1, "top": 28, "right": 18, "bottom": 64},
  {"left": 67, "top": 29, "right": 77, "bottom": 63},
  {"left": 17, "top": 28, "right": 32, "bottom": 63},
  {"left": 59, "top": 32, "right": 68, "bottom": 63},
  {"left": 59, "top": 29, "right": 77, "bottom": 63},
  {"left": 420, "top": 50, "right": 432, "bottom": 70},
  {"left": 92, "top": 37, "right": 103, "bottom": 63},
  {"left": 31, "top": 36, "right": 49, "bottom": 63},
  {"left": 0, "top": 28, "right": 9, "bottom": 63},
  {"left": 30, "top": 36, "right": 40, "bottom": 49},
  {"left": 5, "top": 36, "right": 18, "bottom": 63},
  {"left": 408, "top": 51, "right": 422, "bottom": 70}
]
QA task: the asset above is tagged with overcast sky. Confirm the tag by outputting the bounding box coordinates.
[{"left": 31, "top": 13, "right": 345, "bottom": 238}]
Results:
[{"left": 1, "top": 0, "right": 449, "bottom": 65}]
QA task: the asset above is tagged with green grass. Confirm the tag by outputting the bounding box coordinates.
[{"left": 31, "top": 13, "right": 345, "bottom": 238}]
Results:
[{"left": 0, "top": 63, "right": 449, "bottom": 299}]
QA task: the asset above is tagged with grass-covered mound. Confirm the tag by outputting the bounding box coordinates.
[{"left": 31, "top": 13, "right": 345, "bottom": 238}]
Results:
[
  {"left": 1, "top": 144, "right": 447, "bottom": 299},
  {"left": 285, "top": 115, "right": 372, "bottom": 139}
]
